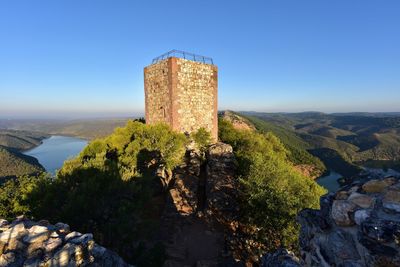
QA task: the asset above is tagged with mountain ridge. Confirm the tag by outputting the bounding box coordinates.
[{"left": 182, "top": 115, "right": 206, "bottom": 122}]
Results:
[{"left": 239, "top": 111, "right": 400, "bottom": 176}]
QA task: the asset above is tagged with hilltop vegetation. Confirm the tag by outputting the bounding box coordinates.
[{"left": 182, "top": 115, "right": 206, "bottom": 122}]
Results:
[
  {"left": 218, "top": 119, "right": 325, "bottom": 251},
  {"left": 0, "top": 121, "right": 187, "bottom": 265},
  {"left": 226, "top": 112, "right": 326, "bottom": 178},
  {"left": 0, "top": 120, "right": 325, "bottom": 265}
]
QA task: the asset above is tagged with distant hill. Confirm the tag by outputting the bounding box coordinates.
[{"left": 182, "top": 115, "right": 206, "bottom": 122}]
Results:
[
  {"left": 240, "top": 111, "right": 400, "bottom": 176},
  {"left": 0, "top": 146, "right": 44, "bottom": 180},
  {"left": 0, "top": 119, "right": 138, "bottom": 179},
  {"left": 221, "top": 111, "right": 326, "bottom": 178},
  {"left": 0, "top": 129, "right": 49, "bottom": 151},
  {"left": 0, "top": 130, "right": 48, "bottom": 180},
  {"left": 0, "top": 118, "right": 132, "bottom": 140}
]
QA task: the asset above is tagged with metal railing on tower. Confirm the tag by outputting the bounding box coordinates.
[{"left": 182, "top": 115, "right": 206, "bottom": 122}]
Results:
[{"left": 152, "top": 50, "right": 214, "bottom": 65}]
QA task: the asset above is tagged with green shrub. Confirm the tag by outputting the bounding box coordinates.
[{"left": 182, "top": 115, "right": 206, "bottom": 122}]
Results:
[
  {"left": 69, "top": 120, "right": 188, "bottom": 181},
  {"left": 0, "top": 121, "right": 186, "bottom": 266},
  {"left": 0, "top": 173, "right": 50, "bottom": 220},
  {"left": 219, "top": 118, "right": 326, "bottom": 252},
  {"left": 46, "top": 121, "right": 187, "bottom": 263},
  {"left": 192, "top": 127, "right": 212, "bottom": 153}
]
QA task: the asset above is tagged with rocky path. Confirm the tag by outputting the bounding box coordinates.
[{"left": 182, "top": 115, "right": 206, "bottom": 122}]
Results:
[{"left": 159, "top": 143, "right": 239, "bottom": 267}]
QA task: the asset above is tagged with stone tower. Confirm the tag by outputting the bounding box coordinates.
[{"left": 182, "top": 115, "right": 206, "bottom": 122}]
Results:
[{"left": 144, "top": 50, "right": 218, "bottom": 141}]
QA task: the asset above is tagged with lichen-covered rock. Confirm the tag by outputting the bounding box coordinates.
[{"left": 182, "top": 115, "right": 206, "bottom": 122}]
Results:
[
  {"left": 335, "top": 190, "right": 349, "bottom": 200},
  {"left": 298, "top": 176, "right": 400, "bottom": 266},
  {"left": 331, "top": 200, "right": 357, "bottom": 226},
  {"left": 0, "top": 223, "right": 27, "bottom": 242},
  {"left": 354, "top": 209, "right": 371, "bottom": 225},
  {"left": 206, "top": 142, "right": 238, "bottom": 220},
  {"left": 383, "top": 189, "right": 400, "bottom": 212},
  {"left": 348, "top": 192, "right": 374, "bottom": 208},
  {"left": 221, "top": 111, "right": 255, "bottom": 132},
  {"left": 260, "top": 248, "right": 303, "bottom": 267},
  {"left": 0, "top": 218, "right": 132, "bottom": 267},
  {"left": 362, "top": 179, "right": 389, "bottom": 193}
]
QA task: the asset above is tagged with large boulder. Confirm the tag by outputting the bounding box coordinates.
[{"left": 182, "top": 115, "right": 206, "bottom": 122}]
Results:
[
  {"left": 298, "top": 176, "right": 400, "bottom": 266},
  {"left": 260, "top": 248, "right": 303, "bottom": 267}
]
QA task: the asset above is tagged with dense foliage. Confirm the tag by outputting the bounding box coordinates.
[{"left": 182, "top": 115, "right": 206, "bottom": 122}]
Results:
[
  {"left": 242, "top": 114, "right": 326, "bottom": 176},
  {"left": 191, "top": 127, "right": 212, "bottom": 154},
  {"left": 0, "top": 174, "right": 49, "bottom": 220},
  {"left": 309, "top": 148, "right": 361, "bottom": 177},
  {"left": 219, "top": 118, "right": 326, "bottom": 251},
  {"left": 0, "top": 130, "right": 48, "bottom": 179},
  {"left": 0, "top": 146, "right": 44, "bottom": 179},
  {"left": 75, "top": 121, "right": 188, "bottom": 180},
  {"left": 0, "top": 121, "right": 188, "bottom": 266},
  {"left": 0, "top": 119, "right": 327, "bottom": 263}
]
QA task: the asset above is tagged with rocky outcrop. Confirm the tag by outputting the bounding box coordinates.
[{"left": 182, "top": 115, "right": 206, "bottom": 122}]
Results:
[
  {"left": 206, "top": 143, "right": 259, "bottom": 264},
  {"left": 298, "top": 176, "right": 400, "bottom": 266},
  {"left": 221, "top": 111, "right": 255, "bottom": 131},
  {"left": 260, "top": 249, "right": 303, "bottom": 267},
  {"left": 160, "top": 142, "right": 242, "bottom": 266},
  {"left": 0, "top": 217, "right": 131, "bottom": 267},
  {"left": 167, "top": 145, "right": 203, "bottom": 215},
  {"left": 293, "top": 164, "right": 322, "bottom": 180},
  {"left": 205, "top": 143, "right": 239, "bottom": 221}
]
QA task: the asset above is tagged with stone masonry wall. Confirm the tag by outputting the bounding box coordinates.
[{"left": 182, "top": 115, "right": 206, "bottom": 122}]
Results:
[
  {"left": 0, "top": 217, "right": 131, "bottom": 266},
  {"left": 174, "top": 58, "right": 218, "bottom": 141},
  {"left": 144, "top": 59, "right": 172, "bottom": 125},
  {"left": 144, "top": 57, "right": 218, "bottom": 141}
]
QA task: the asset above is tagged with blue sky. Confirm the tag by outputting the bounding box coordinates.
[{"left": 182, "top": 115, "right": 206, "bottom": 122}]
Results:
[{"left": 0, "top": 0, "right": 399, "bottom": 118}]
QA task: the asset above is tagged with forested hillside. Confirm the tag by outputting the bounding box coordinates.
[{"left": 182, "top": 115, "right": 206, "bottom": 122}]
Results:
[
  {"left": 241, "top": 112, "right": 400, "bottom": 176},
  {"left": 0, "top": 146, "right": 44, "bottom": 180},
  {"left": 0, "top": 129, "right": 49, "bottom": 151},
  {"left": 0, "top": 130, "right": 48, "bottom": 179},
  {"left": 224, "top": 112, "right": 326, "bottom": 178}
]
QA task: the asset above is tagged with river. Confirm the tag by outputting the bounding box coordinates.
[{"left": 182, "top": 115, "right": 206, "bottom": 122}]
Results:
[
  {"left": 23, "top": 136, "right": 88, "bottom": 175},
  {"left": 317, "top": 167, "right": 400, "bottom": 192},
  {"left": 316, "top": 171, "right": 343, "bottom": 192}
]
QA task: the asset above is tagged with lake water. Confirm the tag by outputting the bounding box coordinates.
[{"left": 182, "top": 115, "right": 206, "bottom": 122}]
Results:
[
  {"left": 317, "top": 167, "right": 400, "bottom": 192},
  {"left": 316, "top": 171, "right": 342, "bottom": 192},
  {"left": 24, "top": 136, "right": 88, "bottom": 175}
]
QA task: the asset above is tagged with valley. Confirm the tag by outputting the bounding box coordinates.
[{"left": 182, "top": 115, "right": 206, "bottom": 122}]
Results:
[
  {"left": 0, "top": 118, "right": 132, "bottom": 179},
  {"left": 0, "top": 130, "right": 49, "bottom": 180},
  {"left": 0, "top": 115, "right": 399, "bottom": 265},
  {"left": 239, "top": 111, "right": 400, "bottom": 177}
]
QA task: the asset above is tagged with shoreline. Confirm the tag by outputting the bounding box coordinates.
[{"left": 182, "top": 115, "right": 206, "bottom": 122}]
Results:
[
  {"left": 317, "top": 164, "right": 400, "bottom": 192},
  {"left": 22, "top": 135, "right": 88, "bottom": 176}
]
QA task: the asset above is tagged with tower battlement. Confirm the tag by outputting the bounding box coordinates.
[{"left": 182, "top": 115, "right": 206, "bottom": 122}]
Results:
[{"left": 144, "top": 51, "right": 218, "bottom": 141}]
